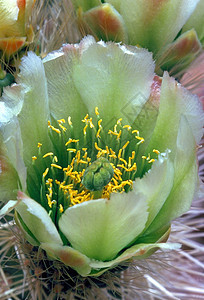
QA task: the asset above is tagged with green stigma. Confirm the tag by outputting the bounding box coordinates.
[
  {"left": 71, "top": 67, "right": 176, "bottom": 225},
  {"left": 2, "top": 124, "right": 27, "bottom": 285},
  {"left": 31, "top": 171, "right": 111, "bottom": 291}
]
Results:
[{"left": 82, "top": 157, "right": 114, "bottom": 191}]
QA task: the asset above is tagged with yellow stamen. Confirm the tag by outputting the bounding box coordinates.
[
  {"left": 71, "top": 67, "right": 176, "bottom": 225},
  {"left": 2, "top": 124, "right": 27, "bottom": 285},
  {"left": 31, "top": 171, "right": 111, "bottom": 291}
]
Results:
[
  {"left": 146, "top": 154, "right": 151, "bottom": 161},
  {"left": 37, "top": 143, "right": 42, "bottom": 148},
  {"left": 32, "top": 156, "right": 37, "bottom": 161},
  {"left": 119, "top": 158, "right": 127, "bottom": 165},
  {"left": 43, "top": 152, "right": 54, "bottom": 158},
  {"left": 51, "top": 164, "right": 62, "bottom": 170},
  {"left": 59, "top": 124, "right": 67, "bottom": 132},
  {"left": 82, "top": 114, "right": 89, "bottom": 123},
  {"left": 132, "top": 129, "right": 139, "bottom": 135},
  {"left": 58, "top": 119, "right": 65, "bottom": 124},
  {"left": 117, "top": 130, "right": 122, "bottom": 140},
  {"left": 83, "top": 124, "right": 88, "bottom": 135},
  {"left": 59, "top": 204, "right": 64, "bottom": 213},
  {"left": 68, "top": 116, "right": 72, "bottom": 125},
  {"left": 65, "top": 139, "right": 79, "bottom": 146},
  {"left": 153, "top": 149, "right": 160, "bottom": 155},
  {"left": 123, "top": 125, "right": 131, "bottom": 130},
  {"left": 46, "top": 178, "right": 53, "bottom": 185},
  {"left": 95, "top": 142, "right": 102, "bottom": 151},
  {"left": 96, "top": 128, "right": 101, "bottom": 138},
  {"left": 67, "top": 148, "right": 77, "bottom": 152},
  {"left": 53, "top": 156, "right": 58, "bottom": 163},
  {"left": 95, "top": 107, "right": 99, "bottom": 116},
  {"left": 46, "top": 194, "right": 52, "bottom": 208},
  {"left": 122, "top": 141, "right": 129, "bottom": 149},
  {"left": 148, "top": 159, "right": 155, "bottom": 164},
  {"left": 89, "top": 118, "right": 94, "bottom": 128},
  {"left": 98, "top": 119, "right": 102, "bottom": 127},
  {"left": 135, "top": 136, "right": 144, "bottom": 143},
  {"left": 43, "top": 168, "right": 49, "bottom": 178},
  {"left": 108, "top": 130, "right": 118, "bottom": 136},
  {"left": 78, "top": 159, "right": 88, "bottom": 164}
]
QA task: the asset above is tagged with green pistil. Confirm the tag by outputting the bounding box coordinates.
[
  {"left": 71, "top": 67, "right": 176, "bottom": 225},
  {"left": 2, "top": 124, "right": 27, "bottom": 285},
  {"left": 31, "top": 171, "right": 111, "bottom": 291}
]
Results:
[{"left": 82, "top": 157, "right": 114, "bottom": 191}]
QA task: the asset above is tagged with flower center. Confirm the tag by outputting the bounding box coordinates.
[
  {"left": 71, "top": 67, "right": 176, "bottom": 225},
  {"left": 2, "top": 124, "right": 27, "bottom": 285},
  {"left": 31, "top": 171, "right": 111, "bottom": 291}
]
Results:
[{"left": 30, "top": 108, "right": 159, "bottom": 224}]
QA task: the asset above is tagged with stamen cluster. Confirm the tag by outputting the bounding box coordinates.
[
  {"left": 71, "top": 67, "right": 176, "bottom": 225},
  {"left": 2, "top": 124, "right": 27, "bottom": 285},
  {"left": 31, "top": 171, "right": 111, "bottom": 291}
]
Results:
[{"left": 31, "top": 108, "right": 159, "bottom": 224}]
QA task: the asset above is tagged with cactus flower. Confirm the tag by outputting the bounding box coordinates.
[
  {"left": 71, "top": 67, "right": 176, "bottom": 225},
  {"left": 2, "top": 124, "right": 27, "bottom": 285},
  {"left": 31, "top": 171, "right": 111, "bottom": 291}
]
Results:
[
  {"left": 0, "top": 36, "right": 203, "bottom": 276},
  {"left": 72, "top": 0, "right": 204, "bottom": 77},
  {"left": 0, "top": 0, "right": 35, "bottom": 56}
]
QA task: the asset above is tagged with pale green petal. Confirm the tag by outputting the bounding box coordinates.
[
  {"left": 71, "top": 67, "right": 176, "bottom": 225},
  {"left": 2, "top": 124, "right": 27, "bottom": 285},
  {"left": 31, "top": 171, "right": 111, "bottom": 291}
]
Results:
[
  {"left": 59, "top": 192, "right": 148, "bottom": 261},
  {"left": 143, "top": 116, "right": 198, "bottom": 236},
  {"left": 0, "top": 157, "right": 19, "bottom": 202},
  {"left": 145, "top": 72, "right": 203, "bottom": 157},
  {"left": 0, "top": 85, "right": 23, "bottom": 121},
  {"left": 16, "top": 52, "right": 52, "bottom": 167},
  {"left": 43, "top": 40, "right": 89, "bottom": 136},
  {"left": 14, "top": 210, "right": 39, "bottom": 246},
  {"left": 0, "top": 120, "right": 26, "bottom": 192},
  {"left": 0, "top": 133, "right": 22, "bottom": 202},
  {"left": 41, "top": 243, "right": 91, "bottom": 276},
  {"left": 1, "top": 52, "right": 53, "bottom": 191},
  {"left": 182, "top": 0, "right": 204, "bottom": 43},
  {"left": 73, "top": 40, "right": 155, "bottom": 126},
  {"left": 110, "top": 0, "right": 200, "bottom": 53},
  {"left": 43, "top": 36, "right": 155, "bottom": 129},
  {"left": 0, "top": 86, "right": 26, "bottom": 192},
  {"left": 0, "top": 200, "right": 18, "bottom": 216},
  {"left": 128, "top": 75, "right": 161, "bottom": 167},
  {"left": 16, "top": 192, "right": 63, "bottom": 245},
  {"left": 133, "top": 152, "right": 174, "bottom": 229}
]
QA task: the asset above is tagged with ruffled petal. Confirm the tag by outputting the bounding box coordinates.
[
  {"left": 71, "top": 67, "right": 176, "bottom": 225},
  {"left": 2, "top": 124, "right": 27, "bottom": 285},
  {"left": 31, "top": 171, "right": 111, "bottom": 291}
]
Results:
[
  {"left": 43, "top": 36, "right": 154, "bottom": 130},
  {"left": 72, "top": 37, "right": 155, "bottom": 126},
  {"left": 42, "top": 38, "right": 90, "bottom": 136},
  {"left": 59, "top": 192, "right": 148, "bottom": 261}
]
